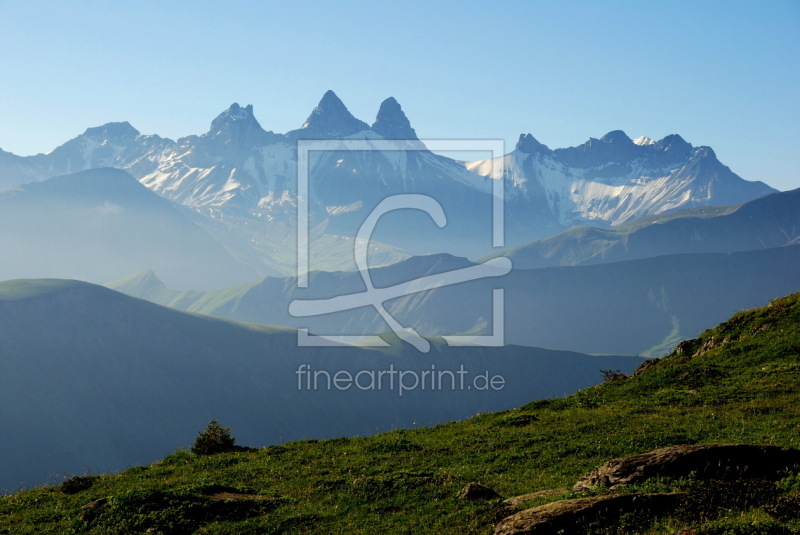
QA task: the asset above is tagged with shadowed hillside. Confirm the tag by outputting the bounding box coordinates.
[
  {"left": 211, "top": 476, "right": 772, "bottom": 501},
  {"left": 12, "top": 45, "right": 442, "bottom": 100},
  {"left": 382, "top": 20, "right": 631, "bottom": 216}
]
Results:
[{"left": 0, "top": 279, "right": 641, "bottom": 491}]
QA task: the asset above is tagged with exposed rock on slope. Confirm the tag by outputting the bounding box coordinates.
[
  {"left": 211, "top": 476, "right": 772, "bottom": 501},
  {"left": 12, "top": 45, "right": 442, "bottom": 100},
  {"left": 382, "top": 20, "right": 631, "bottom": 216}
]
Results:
[
  {"left": 495, "top": 493, "right": 685, "bottom": 535},
  {"left": 573, "top": 444, "right": 800, "bottom": 492}
]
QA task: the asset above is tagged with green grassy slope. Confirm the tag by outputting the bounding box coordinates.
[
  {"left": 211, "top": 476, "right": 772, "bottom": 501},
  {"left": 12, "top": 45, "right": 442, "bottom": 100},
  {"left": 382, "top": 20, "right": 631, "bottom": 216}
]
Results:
[{"left": 2, "top": 293, "right": 799, "bottom": 534}]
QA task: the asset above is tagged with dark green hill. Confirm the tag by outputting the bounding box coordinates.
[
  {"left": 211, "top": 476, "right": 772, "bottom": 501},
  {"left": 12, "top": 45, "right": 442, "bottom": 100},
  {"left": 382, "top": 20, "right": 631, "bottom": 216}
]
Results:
[
  {"left": 1, "top": 293, "right": 798, "bottom": 534},
  {"left": 0, "top": 279, "right": 641, "bottom": 492}
]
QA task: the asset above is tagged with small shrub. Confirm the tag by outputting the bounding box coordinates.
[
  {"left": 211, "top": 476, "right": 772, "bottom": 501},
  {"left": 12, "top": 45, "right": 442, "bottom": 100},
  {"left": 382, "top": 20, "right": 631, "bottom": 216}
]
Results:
[
  {"left": 600, "top": 369, "right": 629, "bottom": 382},
  {"left": 60, "top": 475, "right": 97, "bottom": 494},
  {"left": 191, "top": 420, "right": 237, "bottom": 455}
]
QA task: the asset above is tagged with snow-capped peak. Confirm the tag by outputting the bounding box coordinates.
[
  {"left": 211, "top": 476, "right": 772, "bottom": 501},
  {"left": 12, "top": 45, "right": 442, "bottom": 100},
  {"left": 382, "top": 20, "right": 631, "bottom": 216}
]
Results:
[{"left": 633, "top": 136, "right": 655, "bottom": 146}]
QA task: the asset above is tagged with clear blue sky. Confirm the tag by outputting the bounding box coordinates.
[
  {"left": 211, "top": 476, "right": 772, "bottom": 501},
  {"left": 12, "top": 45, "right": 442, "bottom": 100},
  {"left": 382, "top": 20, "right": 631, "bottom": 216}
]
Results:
[{"left": 1, "top": 0, "right": 798, "bottom": 190}]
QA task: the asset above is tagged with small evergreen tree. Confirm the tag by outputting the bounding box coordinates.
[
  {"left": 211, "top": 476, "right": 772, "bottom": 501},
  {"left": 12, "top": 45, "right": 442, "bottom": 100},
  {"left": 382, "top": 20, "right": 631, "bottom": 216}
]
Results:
[{"left": 191, "top": 420, "right": 237, "bottom": 455}]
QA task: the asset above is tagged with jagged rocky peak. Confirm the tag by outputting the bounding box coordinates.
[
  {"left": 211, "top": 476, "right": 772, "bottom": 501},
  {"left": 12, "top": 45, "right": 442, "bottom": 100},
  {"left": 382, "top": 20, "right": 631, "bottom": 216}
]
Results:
[
  {"left": 515, "top": 133, "right": 551, "bottom": 154},
  {"left": 207, "top": 103, "right": 273, "bottom": 147},
  {"left": 654, "top": 134, "right": 692, "bottom": 154},
  {"left": 82, "top": 121, "right": 141, "bottom": 142},
  {"left": 371, "top": 97, "right": 417, "bottom": 140},
  {"left": 599, "top": 130, "right": 633, "bottom": 145},
  {"left": 291, "top": 90, "right": 370, "bottom": 139},
  {"left": 553, "top": 130, "right": 642, "bottom": 167},
  {"left": 210, "top": 103, "right": 262, "bottom": 131}
]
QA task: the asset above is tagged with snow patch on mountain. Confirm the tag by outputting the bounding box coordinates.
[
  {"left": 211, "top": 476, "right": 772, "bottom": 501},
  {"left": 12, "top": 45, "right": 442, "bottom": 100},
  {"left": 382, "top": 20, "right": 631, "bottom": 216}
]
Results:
[{"left": 466, "top": 132, "right": 776, "bottom": 227}]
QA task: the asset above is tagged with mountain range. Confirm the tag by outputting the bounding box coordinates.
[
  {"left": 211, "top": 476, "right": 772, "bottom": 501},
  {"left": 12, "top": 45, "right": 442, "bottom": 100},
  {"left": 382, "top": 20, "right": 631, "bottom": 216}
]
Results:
[{"left": 0, "top": 91, "right": 776, "bottom": 278}]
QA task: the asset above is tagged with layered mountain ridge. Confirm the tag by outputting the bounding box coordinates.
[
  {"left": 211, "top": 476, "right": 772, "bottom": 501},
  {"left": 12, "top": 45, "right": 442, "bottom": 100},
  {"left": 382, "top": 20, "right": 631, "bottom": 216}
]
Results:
[
  {"left": 105, "top": 188, "right": 800, "bottom": 355},
  {"left": 483, "top": 187, "right": 800, "bottom": 269},
  {"left": 0, "top": 91, "right": 777, "bottom": 261},
  {"left": 109, "top": 244, "right": 800, "bottom": 356}
]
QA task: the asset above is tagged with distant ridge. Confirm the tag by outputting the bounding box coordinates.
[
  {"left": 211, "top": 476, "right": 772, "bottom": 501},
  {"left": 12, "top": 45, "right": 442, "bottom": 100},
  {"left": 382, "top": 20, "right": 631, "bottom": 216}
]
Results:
[
  {"left": 0, "top": 168, "right": 259, "bottom": 289},
  {"left": 108, "top": 243, "right": 800, "bottom": 356},
  {"left": 483, "top": 187, "right": 800, "bottom": 269}
]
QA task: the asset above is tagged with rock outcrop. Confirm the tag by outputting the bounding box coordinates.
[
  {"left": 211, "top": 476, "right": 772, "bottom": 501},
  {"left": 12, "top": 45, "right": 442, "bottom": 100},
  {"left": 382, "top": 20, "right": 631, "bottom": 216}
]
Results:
[
  {"left": 502, "top": 488, "right": 569, "bottom": 508},
  {"left": 573, "top": 444, "right": 800, "bottom": 492},
  {"left": 495, "top": 493, "right": 684, "bottom": 535}
]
